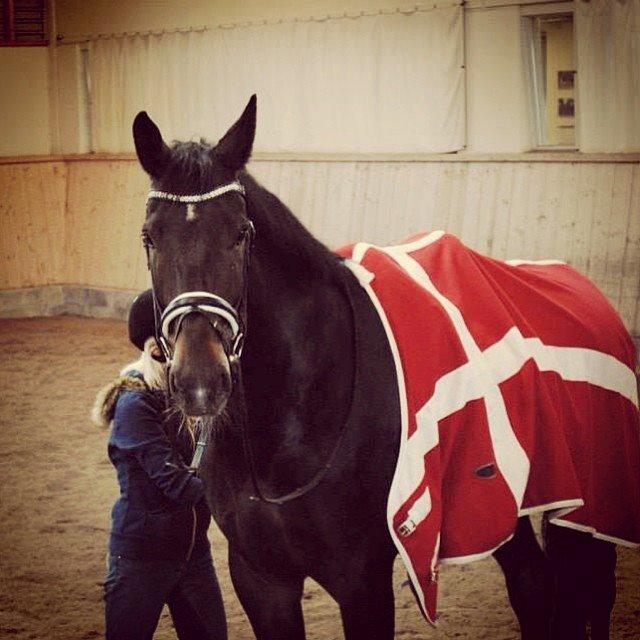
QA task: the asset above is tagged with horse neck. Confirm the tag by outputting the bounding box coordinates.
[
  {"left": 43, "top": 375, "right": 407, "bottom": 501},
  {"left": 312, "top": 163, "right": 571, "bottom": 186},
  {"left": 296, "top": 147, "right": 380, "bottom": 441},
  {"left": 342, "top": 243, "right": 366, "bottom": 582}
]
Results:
[{"left": 238, "top": 181, "right": 356, "bottom": 482}]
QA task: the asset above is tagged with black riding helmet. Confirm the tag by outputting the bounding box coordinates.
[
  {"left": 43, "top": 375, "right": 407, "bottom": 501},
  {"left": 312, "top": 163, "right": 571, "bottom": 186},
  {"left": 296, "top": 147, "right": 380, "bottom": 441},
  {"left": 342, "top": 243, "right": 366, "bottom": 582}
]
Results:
[{"left": 128, "top": 289, "right": 157, "bottom": 352}]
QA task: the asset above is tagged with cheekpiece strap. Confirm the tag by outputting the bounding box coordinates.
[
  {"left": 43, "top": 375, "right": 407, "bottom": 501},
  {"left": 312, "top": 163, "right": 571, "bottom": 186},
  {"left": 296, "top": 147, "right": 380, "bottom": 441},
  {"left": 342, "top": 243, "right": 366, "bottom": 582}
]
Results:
[{"left": 147, "top": 180, "right": 245, "bottom": 204}]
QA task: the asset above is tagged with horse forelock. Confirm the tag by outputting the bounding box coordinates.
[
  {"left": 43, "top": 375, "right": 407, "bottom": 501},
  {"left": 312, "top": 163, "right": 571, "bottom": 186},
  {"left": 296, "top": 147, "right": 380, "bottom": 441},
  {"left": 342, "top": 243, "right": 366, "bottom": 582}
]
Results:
[{"left": 154, "top": 138, "right": 234, "bottom": 195}]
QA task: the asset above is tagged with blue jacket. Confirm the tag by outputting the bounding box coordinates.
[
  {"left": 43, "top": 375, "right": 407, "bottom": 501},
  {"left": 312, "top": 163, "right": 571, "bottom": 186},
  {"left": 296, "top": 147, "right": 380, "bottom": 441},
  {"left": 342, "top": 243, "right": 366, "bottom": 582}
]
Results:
[{"left": 100, "top": 374, "right": 211, "bottom": 561}]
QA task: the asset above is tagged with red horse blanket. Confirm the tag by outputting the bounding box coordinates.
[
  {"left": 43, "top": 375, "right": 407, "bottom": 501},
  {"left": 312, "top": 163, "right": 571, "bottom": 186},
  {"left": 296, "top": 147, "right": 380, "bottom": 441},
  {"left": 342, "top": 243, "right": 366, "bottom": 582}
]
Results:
[{"left": 338, "top": 231, "right": 640, "bottom": 623}]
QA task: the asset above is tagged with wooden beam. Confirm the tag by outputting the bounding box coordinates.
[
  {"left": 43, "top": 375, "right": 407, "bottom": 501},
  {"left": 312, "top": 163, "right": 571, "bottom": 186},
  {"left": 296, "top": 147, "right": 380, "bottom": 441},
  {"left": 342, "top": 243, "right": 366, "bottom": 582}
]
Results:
[
  {"left": 466, "top": 0, "right": 569, "bottom": 9},
  {"left": 1, "top": 152, "right": 639, "bottom": 165}
]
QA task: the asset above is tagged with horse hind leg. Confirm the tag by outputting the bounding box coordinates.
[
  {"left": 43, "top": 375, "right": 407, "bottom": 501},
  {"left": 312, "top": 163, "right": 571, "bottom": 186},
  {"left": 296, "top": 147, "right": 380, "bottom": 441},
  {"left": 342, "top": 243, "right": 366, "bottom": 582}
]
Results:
[
  {"left": 492, "top": 516, "right": 554, "bottom": 640},
  {"left": 586, "top": 537, "right": 617, "bottom": 640},
  {"left": 543, "top": 518, "right": 617, "bottom": 640}
]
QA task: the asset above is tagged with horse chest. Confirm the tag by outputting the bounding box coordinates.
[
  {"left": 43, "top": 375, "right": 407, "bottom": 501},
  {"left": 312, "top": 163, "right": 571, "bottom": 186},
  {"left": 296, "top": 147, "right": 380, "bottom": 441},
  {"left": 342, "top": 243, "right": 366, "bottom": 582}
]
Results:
[
  {"left": 212, "top": 485, "right": 342, "bottom": 574},
  {"left": 202, "top": 271, "right": 402, "bottom": 578}
]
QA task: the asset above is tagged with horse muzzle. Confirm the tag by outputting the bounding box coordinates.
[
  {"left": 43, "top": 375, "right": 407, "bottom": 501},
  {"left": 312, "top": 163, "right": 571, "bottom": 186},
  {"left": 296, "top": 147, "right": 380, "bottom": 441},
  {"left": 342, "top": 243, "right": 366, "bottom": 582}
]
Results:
[
  {"left": 171, "top": 374, "right": 231, "bottom": 417},
  {"left": 169, "top": 314, "right": 233, "bottom": 417}
]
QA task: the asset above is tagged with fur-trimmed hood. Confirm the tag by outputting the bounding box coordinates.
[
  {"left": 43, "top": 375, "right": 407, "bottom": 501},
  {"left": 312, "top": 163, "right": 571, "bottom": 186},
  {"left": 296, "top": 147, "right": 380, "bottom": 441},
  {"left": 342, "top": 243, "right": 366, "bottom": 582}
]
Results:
[{"left": 91, "top": 375, "right": 148, "bottom": 429}]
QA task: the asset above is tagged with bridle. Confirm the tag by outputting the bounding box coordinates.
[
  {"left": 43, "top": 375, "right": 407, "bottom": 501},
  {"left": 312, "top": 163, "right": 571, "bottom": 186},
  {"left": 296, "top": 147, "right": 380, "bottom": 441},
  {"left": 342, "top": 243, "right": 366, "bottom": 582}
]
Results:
[
  {"left": 141, "top": 177, "right": 355, "bottom": 506},
  {"left": 142, "top": 179, "right": 250, "bottom": 369},
  {"left": 143, "top": 179, "right": 252, "bottom": 478}
]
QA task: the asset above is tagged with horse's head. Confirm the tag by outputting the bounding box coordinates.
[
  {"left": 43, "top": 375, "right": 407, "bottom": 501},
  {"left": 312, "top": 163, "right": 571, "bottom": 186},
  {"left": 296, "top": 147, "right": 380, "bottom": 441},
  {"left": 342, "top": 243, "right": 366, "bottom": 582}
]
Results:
[{"left": 133, "top": 96, "right": 257, "bottom": 417}]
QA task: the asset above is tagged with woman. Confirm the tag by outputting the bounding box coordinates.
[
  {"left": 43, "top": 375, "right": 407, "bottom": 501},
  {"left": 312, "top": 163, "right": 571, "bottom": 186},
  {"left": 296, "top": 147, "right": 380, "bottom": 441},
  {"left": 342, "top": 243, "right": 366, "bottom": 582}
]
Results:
[{"left": 92, "top": 289, "right": 227, "bottom": 640}]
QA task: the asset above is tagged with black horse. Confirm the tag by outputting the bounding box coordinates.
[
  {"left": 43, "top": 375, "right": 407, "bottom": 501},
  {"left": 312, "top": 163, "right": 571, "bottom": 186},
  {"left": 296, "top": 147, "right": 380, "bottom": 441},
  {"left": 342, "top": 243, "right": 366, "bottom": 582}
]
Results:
[{"left": 132, "top": 96, "right": 618, "bottom": 640}]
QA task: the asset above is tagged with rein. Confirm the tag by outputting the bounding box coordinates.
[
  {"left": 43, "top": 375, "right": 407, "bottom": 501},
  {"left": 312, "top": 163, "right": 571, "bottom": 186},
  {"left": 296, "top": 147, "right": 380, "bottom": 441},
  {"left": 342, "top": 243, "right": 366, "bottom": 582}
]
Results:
[
  {"left": 142, "top": 178, "right": 356, "bottom": 504},
  {"left": 241, "top": 269, "right": 359, "bottom": 506}
]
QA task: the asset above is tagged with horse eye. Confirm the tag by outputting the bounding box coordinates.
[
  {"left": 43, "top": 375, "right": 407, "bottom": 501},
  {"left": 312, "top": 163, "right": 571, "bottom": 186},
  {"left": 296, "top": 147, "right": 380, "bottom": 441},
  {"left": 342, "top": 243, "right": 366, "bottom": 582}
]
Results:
[
  {"left": 142, "top": 230, "right": 154, "bottom": 248},
  {"left": 234, "top": 226, "right": 250, "bottom": 246}
]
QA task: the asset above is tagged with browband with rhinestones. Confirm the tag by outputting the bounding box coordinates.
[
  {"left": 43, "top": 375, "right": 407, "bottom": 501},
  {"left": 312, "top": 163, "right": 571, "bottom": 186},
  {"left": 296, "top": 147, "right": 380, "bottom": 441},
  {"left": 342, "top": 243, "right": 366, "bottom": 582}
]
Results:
[{"left": 147, "top": 180, "right": 245, "bottom": 204}]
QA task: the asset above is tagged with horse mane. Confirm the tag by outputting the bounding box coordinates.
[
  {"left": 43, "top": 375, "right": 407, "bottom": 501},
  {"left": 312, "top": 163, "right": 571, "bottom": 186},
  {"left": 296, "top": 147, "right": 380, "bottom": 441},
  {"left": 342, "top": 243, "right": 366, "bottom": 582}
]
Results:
[
  {"left": 240, "top": 172, "right": 343, "bottom": 284},
  {"left": 160, "top": 139, "right": 343, "bottom": 284}
]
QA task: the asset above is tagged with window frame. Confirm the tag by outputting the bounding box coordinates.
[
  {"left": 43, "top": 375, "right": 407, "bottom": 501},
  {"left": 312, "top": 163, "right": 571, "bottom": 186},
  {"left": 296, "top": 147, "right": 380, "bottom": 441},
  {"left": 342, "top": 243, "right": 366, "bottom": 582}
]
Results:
[
  {"left": 521, "top": 3, "right": 577, "bottom": 151},
  {"left": 1, "top": 0, "right": 48, "bottom": 47}
]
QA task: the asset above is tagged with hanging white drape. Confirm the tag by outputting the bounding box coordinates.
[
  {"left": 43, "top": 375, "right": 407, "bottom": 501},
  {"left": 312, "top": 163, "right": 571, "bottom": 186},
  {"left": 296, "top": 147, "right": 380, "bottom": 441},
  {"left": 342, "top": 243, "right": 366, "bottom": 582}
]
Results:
[
  {"left": 575, "top": 0, "right": 640, "bottom": 152},
  {"left": 88, "top": 6, "right": 464, "bottom": 154}
]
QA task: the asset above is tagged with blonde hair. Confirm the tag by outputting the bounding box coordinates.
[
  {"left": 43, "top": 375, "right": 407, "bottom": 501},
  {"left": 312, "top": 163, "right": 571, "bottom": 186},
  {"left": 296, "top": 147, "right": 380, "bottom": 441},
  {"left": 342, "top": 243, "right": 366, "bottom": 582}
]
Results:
[
  {"left": 120, "top": 338, "right": 202, "bottom": 443},
  {"left": 120, "top": 337, "right": 167, "bottom": 390}
]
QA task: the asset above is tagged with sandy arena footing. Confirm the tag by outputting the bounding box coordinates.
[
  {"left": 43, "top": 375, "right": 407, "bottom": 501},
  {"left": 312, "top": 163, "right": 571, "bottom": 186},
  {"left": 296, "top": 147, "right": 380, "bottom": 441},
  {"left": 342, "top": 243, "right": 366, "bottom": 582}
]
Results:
[{"left": 0, "top": 316, "right": 638, "bottom": 639}]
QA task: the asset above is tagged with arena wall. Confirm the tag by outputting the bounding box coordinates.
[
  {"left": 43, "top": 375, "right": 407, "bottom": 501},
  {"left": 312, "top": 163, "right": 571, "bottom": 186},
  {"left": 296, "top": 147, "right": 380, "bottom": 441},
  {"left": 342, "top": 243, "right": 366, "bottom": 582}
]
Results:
[
  {"left": 0, "top": 47, "right": 51, "bottom": 157},
  {"left": 0, "top": 1, "right": 638, "bottom": 338},
  {"left": 1, "top": 154, "right": 638, "bottom": 337}
]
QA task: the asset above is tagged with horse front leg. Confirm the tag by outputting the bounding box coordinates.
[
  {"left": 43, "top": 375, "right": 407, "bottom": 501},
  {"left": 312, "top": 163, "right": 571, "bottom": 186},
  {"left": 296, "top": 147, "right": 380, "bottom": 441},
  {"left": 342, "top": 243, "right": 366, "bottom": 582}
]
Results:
[
  {"left": 338, "top": 580, "right": 395, "bottom": 640},
  {"left": 324, "top": 554, "right": 396, "bottom": 640},
  {"left": 228, "top": 545, "right": 306, "bottom": 640},
  {"left": 493, "top": 516, "right": 554, "bottom": 640}
]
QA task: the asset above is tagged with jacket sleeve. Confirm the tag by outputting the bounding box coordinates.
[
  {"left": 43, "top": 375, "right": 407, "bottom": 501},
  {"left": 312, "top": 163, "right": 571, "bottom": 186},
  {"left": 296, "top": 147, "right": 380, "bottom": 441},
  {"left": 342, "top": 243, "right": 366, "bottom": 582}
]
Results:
[{"left": 112, "top": 390, "right": 204, "bottom": 505}]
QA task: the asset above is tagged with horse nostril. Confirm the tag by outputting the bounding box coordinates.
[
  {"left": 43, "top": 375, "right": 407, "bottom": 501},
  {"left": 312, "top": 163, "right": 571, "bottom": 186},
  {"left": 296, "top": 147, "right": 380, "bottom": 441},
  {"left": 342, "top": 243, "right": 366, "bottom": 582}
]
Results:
[
  {"left": 169, "top": 369, "right": 179, "bottom": 395},
  {"left": 169, "top": 367, "right": 232, "bottom": 417}
]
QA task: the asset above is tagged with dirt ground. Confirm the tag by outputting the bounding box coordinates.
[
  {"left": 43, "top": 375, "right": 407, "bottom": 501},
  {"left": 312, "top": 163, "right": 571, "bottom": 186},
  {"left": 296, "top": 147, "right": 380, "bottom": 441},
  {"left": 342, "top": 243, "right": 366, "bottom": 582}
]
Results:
[{"left": 0, "top": 316, "right": 638, "bottom": 640}]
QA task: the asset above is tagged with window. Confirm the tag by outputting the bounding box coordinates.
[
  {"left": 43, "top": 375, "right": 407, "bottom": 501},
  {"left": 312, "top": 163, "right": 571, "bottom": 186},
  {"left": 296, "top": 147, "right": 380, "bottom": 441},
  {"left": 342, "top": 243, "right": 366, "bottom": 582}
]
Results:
[
  {"left": 1, "top": 0, "right": 47, "bottom": 46},
  {"left": 524, "top": 12, "right": 575, "bottom": 149}
]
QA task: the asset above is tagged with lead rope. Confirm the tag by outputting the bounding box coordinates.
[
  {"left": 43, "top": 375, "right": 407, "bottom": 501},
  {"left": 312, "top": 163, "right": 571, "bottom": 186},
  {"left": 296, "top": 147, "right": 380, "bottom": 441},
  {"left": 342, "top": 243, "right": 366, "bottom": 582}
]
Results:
[
  {"left": 188, "top": 418, "right": 209, "bottom": 473},
  {"left": 239, "top": 266, "right": 358, "bottom": 506}
]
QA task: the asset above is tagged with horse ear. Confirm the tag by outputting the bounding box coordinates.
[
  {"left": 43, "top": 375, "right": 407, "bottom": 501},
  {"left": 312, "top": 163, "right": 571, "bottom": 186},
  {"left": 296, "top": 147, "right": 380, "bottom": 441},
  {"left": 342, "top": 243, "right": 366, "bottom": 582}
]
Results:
[
  {"left": 132, "top": 111, "right": 169, "bottom": 179},
  {"left": 215, "top": 95, "right": 257, "bottom": 171}
]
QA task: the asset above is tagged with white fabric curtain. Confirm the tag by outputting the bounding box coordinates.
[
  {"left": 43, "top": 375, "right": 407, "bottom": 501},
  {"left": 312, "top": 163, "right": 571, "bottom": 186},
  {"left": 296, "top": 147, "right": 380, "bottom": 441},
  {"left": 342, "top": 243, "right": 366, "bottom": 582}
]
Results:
[
  {"left": 575, "top": 0, "right": 640, "bottom": 152},
  {"left": 88, "top": 6, "right": 464, "bottom": 154}
]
